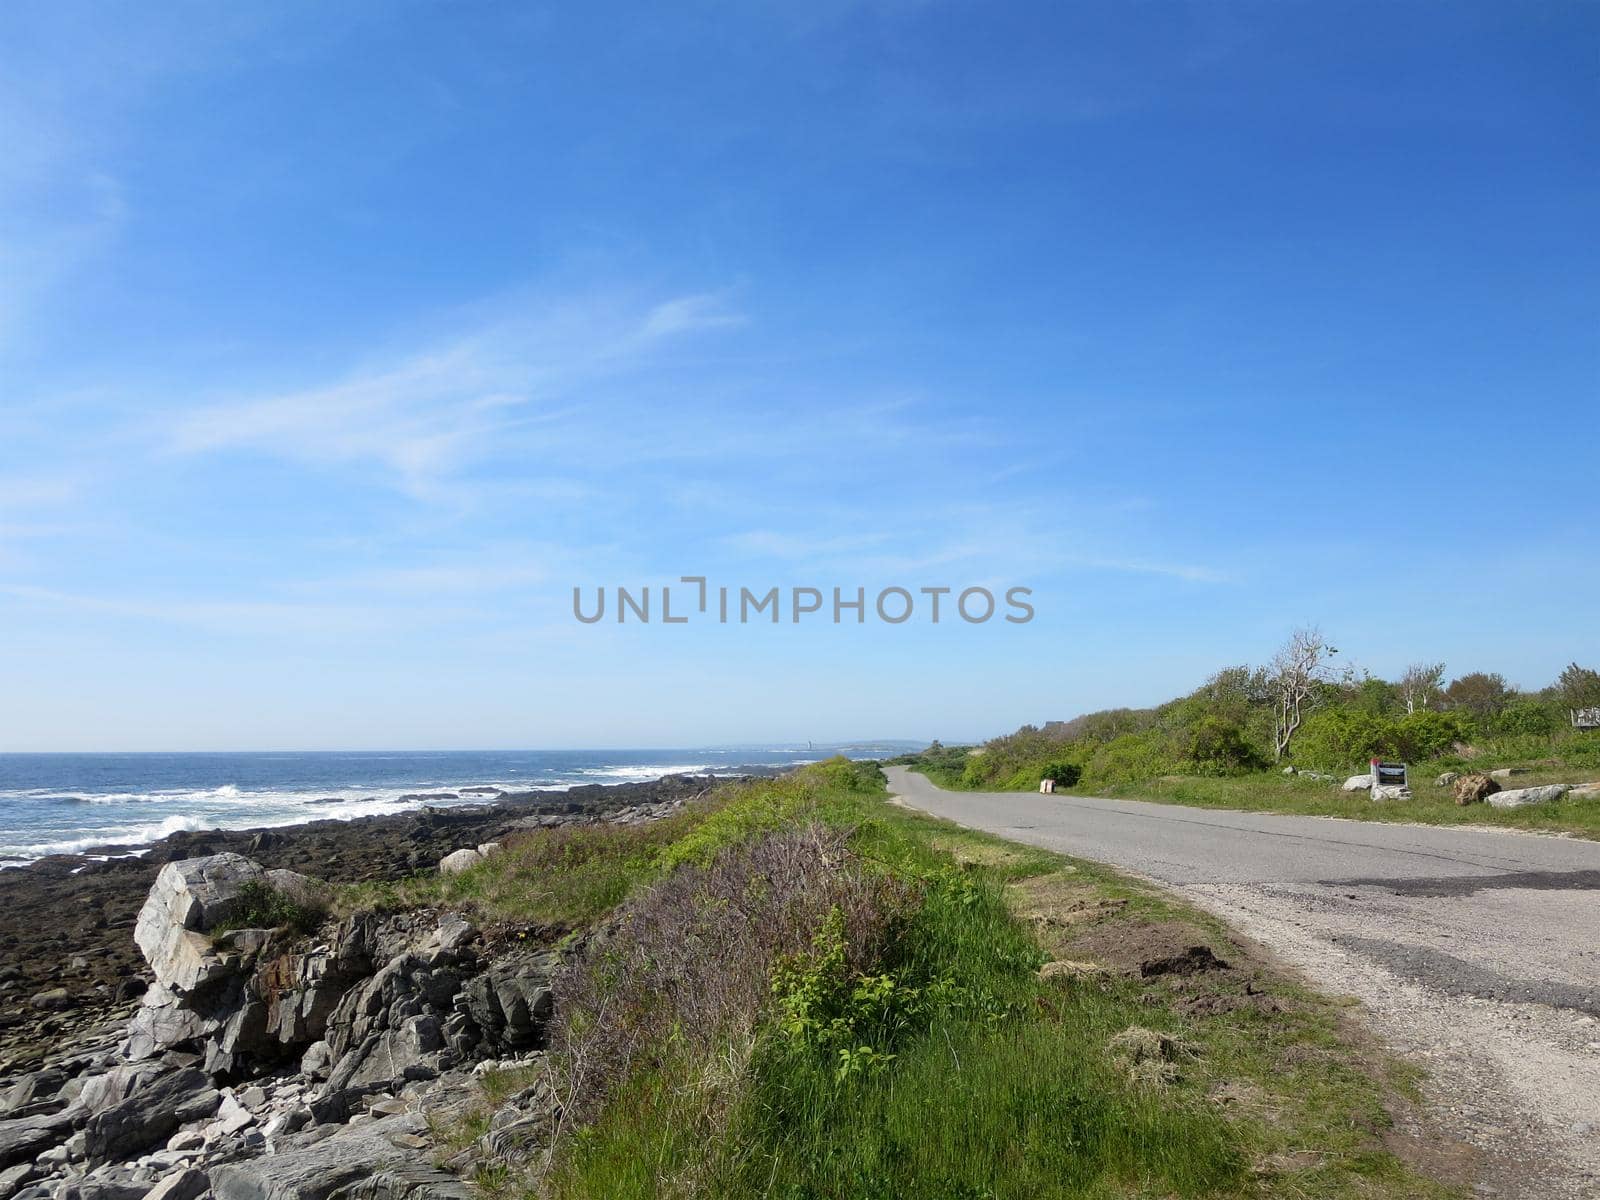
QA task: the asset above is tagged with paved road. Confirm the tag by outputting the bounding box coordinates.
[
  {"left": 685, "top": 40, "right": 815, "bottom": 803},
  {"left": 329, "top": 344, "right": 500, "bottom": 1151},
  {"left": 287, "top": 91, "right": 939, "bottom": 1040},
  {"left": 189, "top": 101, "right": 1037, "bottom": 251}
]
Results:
[{"left": 884, "top": 766, "right": 1600, "bottom": 1198}]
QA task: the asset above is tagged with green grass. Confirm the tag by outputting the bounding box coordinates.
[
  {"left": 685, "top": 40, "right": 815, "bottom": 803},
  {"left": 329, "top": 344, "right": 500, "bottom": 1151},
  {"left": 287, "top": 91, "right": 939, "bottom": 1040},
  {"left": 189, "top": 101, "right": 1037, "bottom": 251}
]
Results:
[
  {"left": 901, "top": 760, "right": 1600, "bottom": 839},
  {"left": 211, "top": 879, "right": 326, "bottom": 936},
  {"left": 1102, "top": 768, "right": 1600, "bottom": 838},
  {"left": 336, "top": 770, "right": 839, "bottom": 930},
  {"left": 530, "top": 763, "right": 1458, "bottom": 1199}
]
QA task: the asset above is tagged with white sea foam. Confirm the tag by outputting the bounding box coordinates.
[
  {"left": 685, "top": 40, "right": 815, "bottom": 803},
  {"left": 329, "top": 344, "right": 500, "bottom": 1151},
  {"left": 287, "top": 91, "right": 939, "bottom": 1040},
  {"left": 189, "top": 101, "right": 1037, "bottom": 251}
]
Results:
[
  {"left": 7, "top": 814, "right": 209, "bottom": 859},
  {"left": 0, "top": 757, "right": 824, "bottom": 865},
  {"left": 573, "top": 764, "right": 713, "bottom": 780}
]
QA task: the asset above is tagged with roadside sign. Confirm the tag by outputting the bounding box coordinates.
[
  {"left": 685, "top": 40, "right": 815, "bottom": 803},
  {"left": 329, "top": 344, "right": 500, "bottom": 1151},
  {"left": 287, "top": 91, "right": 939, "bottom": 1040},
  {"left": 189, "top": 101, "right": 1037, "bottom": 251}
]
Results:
[
  {"left": 1370, "top": 759, "right": 1407, "bottom": 787},
  {"left": 1573, "top": 707, "right": 1600, "bottom": 730}
]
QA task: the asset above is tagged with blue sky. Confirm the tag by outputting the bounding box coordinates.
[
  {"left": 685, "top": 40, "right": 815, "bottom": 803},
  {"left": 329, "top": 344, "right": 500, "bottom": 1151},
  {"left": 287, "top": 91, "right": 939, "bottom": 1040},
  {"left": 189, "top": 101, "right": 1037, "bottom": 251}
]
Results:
[{"left": 1, "top": 2, "right": 1595, "bottom": 752}]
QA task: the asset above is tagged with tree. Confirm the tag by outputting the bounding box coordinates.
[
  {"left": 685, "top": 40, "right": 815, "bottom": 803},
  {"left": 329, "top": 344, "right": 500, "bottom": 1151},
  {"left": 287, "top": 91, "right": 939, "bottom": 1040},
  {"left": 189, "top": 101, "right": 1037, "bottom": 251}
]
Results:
[
  {"left": 1268, "top": 627, "right": 1341, "bottom": 761},
  {"left": 1444, "top": 672, "right": 1511, "bottom": 721},
  {"left": 1557, "top": 662, "right": 1600, "bottom": 709},
  {"left": 1398, "top": 662, "right": 1446, "bottom": 714}
]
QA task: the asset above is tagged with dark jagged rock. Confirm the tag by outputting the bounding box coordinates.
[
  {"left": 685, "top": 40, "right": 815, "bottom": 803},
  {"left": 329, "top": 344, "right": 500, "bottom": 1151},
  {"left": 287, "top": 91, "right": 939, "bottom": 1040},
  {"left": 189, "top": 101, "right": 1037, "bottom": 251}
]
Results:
[
  {"left": 80, "top": 1066, "right": 220, "bottom": 1163},
  {"left": 463, "top": 954, "right": 556, "bottom": 1056},
  {"left": 0, "top": 775, "right": 704, "bottom": 1198},
  {"left": 210, "top": 1114, "right": 472, "bottom": 1200},
  {"left": 0, "top": 1111, "right": 74, "bottom": 1168}
]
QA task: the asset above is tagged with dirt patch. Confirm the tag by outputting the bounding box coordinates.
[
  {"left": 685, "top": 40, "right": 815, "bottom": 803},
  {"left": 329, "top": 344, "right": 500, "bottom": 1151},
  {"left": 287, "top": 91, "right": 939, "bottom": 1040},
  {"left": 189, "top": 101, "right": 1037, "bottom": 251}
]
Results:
[
  {"left": 931, "top": 836, "right": 1051, "bottom": 871},
  {"left": 1138, "top": 943, "right": 1230, "bottom": 978},
  {"left": 1170, "top": 981, "right": 1283, "bottom": 1018},
  {"left": 1059, "top": 917, "right": 1230, "bottom": 979}
]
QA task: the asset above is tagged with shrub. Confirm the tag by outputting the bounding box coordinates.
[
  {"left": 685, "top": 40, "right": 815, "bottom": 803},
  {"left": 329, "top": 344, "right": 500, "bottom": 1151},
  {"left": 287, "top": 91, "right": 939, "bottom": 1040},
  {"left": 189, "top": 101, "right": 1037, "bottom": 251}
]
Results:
[
  {"left": 1186, "top": 716, "right": 1263, "bottom": 773},
  {"left": 1084, "top": 733, "right": 1178, "bottom": 787},
  {"left": 1292, "top": 710, "right": 1392, "bottom": 771},
  {"left": 549, "top": 825, "right": 909, "bottom": 1122},
  {"left": 1036, "top": 761, "right": 1082, "bottom": 787},
  {"left": 217, "top": 880, "right": 324, "bottom": 936},
  {"left": 1391, "top": 709, "right": 1472, "bottom": 760},
  {"left": 1496, "top": 700, "right": 1557, "bottom": 737}
]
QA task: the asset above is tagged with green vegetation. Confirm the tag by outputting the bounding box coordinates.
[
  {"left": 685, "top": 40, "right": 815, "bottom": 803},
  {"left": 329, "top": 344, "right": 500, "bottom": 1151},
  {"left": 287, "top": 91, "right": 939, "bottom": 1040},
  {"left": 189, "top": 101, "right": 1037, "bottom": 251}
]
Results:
[
  {"left": 894, "top": 650, "right": 1600, "bottom": 835},
  {"left": 213, "top": 879, "right": 326, "bottom": 936},
  {"left": 1096, "top": 769, "right": 1600, "bottom": 837},
  {"left": 407, "top": 760, "right": 1458, "bottom": 1198}
]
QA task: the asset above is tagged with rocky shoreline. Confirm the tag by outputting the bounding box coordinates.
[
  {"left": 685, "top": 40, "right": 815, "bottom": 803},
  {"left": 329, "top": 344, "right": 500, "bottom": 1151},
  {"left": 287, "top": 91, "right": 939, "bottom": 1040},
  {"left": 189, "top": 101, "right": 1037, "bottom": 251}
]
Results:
[{"left": 0, "top": 774, "right": 730, "bottom": 1200}]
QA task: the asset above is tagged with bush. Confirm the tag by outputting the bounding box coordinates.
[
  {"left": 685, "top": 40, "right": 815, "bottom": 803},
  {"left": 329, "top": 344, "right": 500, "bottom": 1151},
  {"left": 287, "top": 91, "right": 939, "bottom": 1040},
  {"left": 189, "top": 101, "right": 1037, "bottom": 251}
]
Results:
[
  {"left": 1496, "top": 700, "right": 1557, "bottom": 737},
  {"left": 1186, "top": 716, "right": 1263, "bottom": 773},
  {"left": 1392, "top": 710, "right": 1472, "bottom": 760},
  {"left": 549, "top": 825, "right": 909, "bottom": 1122},
  {"left": 216, "top": 880, "right": 324, "bottom": 936},
  {"left": 1084, "top": 733, "right": 1178, "bottom": 787},
  {"left": 1037, "top": 761, "right": 1082, "bottom": 787},
  {"left": 1292, "top": 710, "right": 1391, "bottom": 771}
]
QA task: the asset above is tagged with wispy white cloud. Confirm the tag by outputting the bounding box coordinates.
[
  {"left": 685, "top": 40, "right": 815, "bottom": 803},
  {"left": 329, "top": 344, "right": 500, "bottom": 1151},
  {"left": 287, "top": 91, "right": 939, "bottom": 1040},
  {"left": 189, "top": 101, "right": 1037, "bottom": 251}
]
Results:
[
  {"left": 640, "top": 292, "right": 746, "bottom": 340},
  {"left": 0, "top": 473, "right": 83, "bottom": 512},
  {"left": 1062, "top": 555, "right": 1231, "bottom": 584},
  {"left": 719, "top": 508, "right": 1232, "bottom": 585},
  {"left": 722, "top": 530, "right": 891, "bottom": 560},
  {"left": 0, "top": 581, "right": 438, "bottom": 639},
  {"left": 165, "top": 291, "right": 748, "bottom": 498}
]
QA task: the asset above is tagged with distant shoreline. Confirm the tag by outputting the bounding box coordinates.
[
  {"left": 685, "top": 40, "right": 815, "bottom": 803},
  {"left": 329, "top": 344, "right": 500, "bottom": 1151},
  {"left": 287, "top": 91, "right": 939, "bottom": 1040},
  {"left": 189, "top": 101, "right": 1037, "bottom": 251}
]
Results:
[
  {"left": 0, "top": 747, "right": 917, "bottom": 865},
  {"left": 0, "top": 771, "right": 739, "bottom": 1068}
]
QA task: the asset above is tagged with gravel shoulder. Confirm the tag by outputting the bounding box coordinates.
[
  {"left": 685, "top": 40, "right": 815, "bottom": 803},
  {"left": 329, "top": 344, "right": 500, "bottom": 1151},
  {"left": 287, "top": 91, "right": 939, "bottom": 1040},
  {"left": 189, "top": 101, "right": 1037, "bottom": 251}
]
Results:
[{"left": 885, "top": 766, "right": 1600, "bottom": 1200}]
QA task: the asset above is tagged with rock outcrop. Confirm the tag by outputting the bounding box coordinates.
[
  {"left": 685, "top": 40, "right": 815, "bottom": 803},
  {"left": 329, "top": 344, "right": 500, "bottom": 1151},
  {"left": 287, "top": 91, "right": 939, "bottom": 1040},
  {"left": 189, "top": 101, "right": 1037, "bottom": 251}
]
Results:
[
  {"left": 1341, "top": 774, "right": 1374, "bottom": 792},
  {"left": 209, "top": 1114, "right": 473, "bottom": 1200},
  {"left": 1486, "top": 784, "right": 1572, "bottom": 809},
  {"left": 462, "top": 954, "right": 555, "bottom": 1057},
  {"left": 79, "top": 1066, "right": 220, "bottom": 1163},
  {"left": 134, "top": 854, "right": 267, "bottom": 996},
  {"left": 0, "top": 775, "right": 700, "bottom": 1200}
]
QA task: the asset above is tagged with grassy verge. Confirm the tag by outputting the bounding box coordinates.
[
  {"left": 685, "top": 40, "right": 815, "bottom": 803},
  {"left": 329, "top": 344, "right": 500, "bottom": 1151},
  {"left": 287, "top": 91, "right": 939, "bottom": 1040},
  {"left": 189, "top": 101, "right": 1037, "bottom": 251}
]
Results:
[
  {"left": 386, "top": 760, "right": 1461, "bottom": 1199},
  {"left": 900, "top": 759, "right": 1600, "bottom": 839},
  {"left": 1097, "top": 768, "right": 1600, "bottom": 838}
]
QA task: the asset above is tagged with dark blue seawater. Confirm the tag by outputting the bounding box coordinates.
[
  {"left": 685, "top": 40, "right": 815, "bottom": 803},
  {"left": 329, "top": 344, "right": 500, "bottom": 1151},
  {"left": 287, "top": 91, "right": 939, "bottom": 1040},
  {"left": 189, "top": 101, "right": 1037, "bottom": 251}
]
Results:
[{"left": 0, "top": 748, "right": 854, "bottom": 863}]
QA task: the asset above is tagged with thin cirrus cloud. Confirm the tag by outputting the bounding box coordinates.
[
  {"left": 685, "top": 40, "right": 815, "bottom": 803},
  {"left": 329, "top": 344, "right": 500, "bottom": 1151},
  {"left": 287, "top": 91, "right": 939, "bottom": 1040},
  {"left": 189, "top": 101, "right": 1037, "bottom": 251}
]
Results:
[
  {"left": 0, "top": 581, "right": 456, "bottom": 640},
  {"left": 722, "top": 513, "right": 1231, "bottom": 585},
  {"left": 163, "top": 291, "right": 749, "bottom": 497}
]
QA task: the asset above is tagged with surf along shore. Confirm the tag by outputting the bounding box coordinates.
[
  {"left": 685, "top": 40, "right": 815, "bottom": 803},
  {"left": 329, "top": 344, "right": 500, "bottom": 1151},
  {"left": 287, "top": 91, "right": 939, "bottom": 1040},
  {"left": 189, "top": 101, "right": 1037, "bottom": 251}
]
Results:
[{"left": 0, "top": 774, "right": 724, "bottom": 1068}]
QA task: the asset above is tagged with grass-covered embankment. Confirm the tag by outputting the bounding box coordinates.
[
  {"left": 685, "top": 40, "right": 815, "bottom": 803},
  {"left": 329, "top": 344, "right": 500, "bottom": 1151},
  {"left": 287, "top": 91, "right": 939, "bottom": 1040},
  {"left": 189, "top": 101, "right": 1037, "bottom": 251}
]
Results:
[
  {"left": 898, "top": 746, "right": 1600, "bottom": 838},
  {"left": 1097, "top": 767, "right": 1600, "bottom": 838},
  {"left": 371, "top": 759, "right": 1458, "bottom": 1199},
  {"left": 895, "top": 650, "right": 1600, "bottom": 836}
]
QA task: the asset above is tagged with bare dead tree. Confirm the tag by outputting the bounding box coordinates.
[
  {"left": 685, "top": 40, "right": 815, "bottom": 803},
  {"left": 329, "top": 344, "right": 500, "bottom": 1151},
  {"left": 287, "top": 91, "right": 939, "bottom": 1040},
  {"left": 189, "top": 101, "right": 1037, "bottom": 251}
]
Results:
[
  {"left": 1269, "top": 626, "right": 1338, "bottom": 761},
  {"left": 1399, "top": 661, "right": 1446, "bottom": 714}
]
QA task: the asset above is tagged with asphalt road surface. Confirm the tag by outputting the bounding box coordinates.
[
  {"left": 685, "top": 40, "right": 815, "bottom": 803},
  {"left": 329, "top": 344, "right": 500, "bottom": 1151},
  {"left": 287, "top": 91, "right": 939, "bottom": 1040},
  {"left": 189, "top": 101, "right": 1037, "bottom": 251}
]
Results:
[{"left": 884, "top": 766, "right": 1600, "bottom": 1198}]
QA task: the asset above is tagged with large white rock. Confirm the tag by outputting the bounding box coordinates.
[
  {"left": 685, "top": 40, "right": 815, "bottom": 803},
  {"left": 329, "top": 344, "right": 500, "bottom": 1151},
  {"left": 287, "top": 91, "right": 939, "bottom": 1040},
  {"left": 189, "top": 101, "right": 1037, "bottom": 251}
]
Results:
[
  {"left": 1568, "top": 782, "right": 1600, "bottom": 799},
  {"left": 1486, "top": 784, "right": 1572, "bottom": 809},
  {"left": 438, "top": 848, "right": 483, "bottom": 876},
  {"left": 122, "top": 983, "right": 219, "bottom": 1060},
  {"left": 1341, "top": 774, "right": 1374, "bottom": 792},
  {"left": 1371, "top": 785, "right": 1412, "bottom": 803},
  {"left": 134, "top": 854, "right": 265, "bottom": 994}
]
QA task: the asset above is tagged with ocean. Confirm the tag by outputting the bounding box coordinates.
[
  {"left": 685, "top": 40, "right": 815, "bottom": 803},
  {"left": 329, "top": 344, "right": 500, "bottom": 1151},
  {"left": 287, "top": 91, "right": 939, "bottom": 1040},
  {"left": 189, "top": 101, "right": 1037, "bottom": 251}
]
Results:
[{"left": 0, "top": 748, "right": 860, "bottom": 864}]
